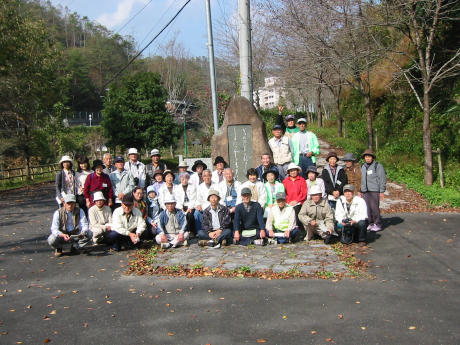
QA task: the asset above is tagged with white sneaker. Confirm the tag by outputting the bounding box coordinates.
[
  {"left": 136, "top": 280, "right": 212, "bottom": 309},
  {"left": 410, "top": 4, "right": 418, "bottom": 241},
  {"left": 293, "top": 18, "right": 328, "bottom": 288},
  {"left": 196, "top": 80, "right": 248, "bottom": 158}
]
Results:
[
  {"left": 367, "top": 223, "right": 373, "bottom": 231},
  {"left": 267, "top": 238, "right": 277, "bottom": 245},
  {"left": 212, "top": 243, "right": 221, "bottom": 249},
  {"left": 253, "top": 239, "right": 264, "bottom": 246},
  {"left": 160, "top": 243, "right": 171, "bottom": 249},
  {"left": 183, "top": 240, "right": 189, "bottom": 247}
]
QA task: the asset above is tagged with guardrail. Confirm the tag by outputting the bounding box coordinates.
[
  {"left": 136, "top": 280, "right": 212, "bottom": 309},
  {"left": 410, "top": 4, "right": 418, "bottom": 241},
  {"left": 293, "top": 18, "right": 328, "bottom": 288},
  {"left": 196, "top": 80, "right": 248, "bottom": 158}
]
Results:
[{"left": 0, "top": 164, "right": 60, "bottom": 185}]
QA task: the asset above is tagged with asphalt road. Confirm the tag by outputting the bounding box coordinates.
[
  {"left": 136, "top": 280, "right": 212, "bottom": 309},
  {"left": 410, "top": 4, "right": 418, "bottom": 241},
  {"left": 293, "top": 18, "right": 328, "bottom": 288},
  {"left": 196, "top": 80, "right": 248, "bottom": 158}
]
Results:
[{"left": 0, "top": 184, "right": 459, "bottom": 345}]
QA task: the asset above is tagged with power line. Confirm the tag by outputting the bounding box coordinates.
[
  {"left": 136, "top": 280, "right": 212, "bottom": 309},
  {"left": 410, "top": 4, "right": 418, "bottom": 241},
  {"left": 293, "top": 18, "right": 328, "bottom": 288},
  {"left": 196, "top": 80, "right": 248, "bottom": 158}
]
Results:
[
  {"left": 103, "top": 0, "right": 193, "bottom": 89},
  {"left": 115, "top": 0, "right": 154, "bottom": 34}
]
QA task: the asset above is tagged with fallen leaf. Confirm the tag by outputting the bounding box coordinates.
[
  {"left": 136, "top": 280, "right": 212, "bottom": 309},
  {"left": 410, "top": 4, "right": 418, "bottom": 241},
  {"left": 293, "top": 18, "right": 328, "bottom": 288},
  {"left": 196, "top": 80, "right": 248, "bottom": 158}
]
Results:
[
  {"left": 106, "top": 301, "right": 112, "bottom": 304},
  {"left": 282, "top": 315, "right": 287, "bottom": 319},
  {"left": 326, "top": 338, "right": 333, "bottom": 342},
  {"left": 168, "top": 332, "right": 174, "bottom": 336},
  {"left": 1, "top": 331, "right": 8, "bottom": 335},
  {"left": 338, "top": 314, "right": 343, "bottom": 319},
  {"left": 9, "top": 309, "right": 15, "bottom": 312},
  {"left": 408, "top": 326, "right": 416, "bottom": 330},
  {"left": 257, "top": 340, "right": 267, "bottom": 343},
  {"left": 310, "top": 330, "right": 317, "bottom": 335},
  {"left": 446, "top": 239, "right": 453, "bottom": 244},
  {"left": 43, "top": 315, "right": 50, "bottom": 320},
  {"left": 72, "top": 290, "right": 78, "bottom": 294},
  {"left": 83, "top": 323, "right": 88, "bottom": 328},
  {"left": 355, "top": 301, "right": 361, "bottom": 304},
  {"left": 361, "top": 326, "right": 366, "bottom": 330},
  {"left": 26, "top": 305, "right": 32, "bottom": 309},
  {"left": 219, "top": 297, "right": 225, "bottom": 300},
  {"left": 50, "top": 310, "right": 56, "bottom": 315},
  {"left": 44, "top": 338, "right": 51, "bottom": 343}
]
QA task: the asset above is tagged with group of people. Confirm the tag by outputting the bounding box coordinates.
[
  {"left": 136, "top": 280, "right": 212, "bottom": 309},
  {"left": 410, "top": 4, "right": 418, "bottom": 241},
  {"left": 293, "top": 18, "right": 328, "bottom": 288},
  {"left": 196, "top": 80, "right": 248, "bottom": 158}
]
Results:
[{"left": 49, "top": 115, "right": 386, "bottom": 256}]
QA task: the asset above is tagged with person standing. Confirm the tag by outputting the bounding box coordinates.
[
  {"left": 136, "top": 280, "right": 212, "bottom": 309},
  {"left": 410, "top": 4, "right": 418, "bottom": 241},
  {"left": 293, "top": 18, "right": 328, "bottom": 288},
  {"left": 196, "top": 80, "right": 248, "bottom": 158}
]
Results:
[
  {"left": 124, "top": 148, "right": 146, "bottom": 188},
  {"left": 75, "top": 156, "right": 93, "bottom": 214},
  {"left": 290, "top": 118, "right": 320, "bottom": 178},
  {"left": 360, "top": 149, "right": 386, "bottom": 232},
  {"left": 268, "top": 124, "right": 292, "bottom": 180},
  {"left": 102, "top": 153, "right": 116, "bottom": 175},
  {"left": 146, "top": 149, "right": 168, "bottom": 187},
  {"left": 110, "top": 156, "right": 135, "bottom": 209},
  {"left": 190, "top": 160, "right": 207, "bottom": 186},
  {"left": 283, "top": 114, "right": 299, "bottom": 139},
  {"left": 83, "top": 160, "right": 113, "bottom": 208},
  {"left": 55, "top": 155, "right": 76, "bottom": 207},
  {"left": 321, "top": 152, "right": 347, "bottom": 209},
  {"left": 217, "top": 168, "right": 241, "bottom": 215},
  {"left": 343, "top": 153, "right": 362, "bottom": 193}
]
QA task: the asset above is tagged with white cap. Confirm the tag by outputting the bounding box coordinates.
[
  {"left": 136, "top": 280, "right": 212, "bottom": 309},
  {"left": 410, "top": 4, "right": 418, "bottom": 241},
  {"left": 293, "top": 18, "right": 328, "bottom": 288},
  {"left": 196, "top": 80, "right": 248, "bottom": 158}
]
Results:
[
  {"left": 59, "top": 155, "right": 73, "bottom": 164},
  {"left": 146, "top": 185, "right": 155, "bottom": 194},
  {"left": 286, "top": 163, "right": 301, "bottom": 172},
  {"left": 309, "top": 185, "right": 323, "bottom": 195},
  {"left": 150, "top": 149, "right": 160, "bottom": 156},
  {"left": 297, "top": 118, "right": 307, "bottom": 123},
  {"left": 163, "top": 194, "right": 176, "bottom": 204},
  {"left": 63, "top": 194, "right": 76, "bottom": 203},
  {"left": 128, "top": 148, "right": 139, "bottom": 155},
  {"left": 93, "top": 191, "right": 106, "bottom": 202}
]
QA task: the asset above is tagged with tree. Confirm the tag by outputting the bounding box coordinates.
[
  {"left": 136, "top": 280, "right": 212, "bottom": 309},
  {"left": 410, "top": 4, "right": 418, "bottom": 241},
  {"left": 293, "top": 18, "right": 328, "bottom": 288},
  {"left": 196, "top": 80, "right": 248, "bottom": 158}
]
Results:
[
  {"left": 381, "top": 0, "right": 460, "bottom": 185},
  {"left": 101, "top": 72, "right": 179, "bottom": 151}
]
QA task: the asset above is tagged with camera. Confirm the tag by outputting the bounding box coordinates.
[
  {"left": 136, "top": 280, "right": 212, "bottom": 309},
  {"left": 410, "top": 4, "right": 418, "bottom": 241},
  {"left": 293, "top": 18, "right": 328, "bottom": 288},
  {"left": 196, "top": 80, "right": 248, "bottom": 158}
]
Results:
[
  {"left": 343, "top": 218, "right": 352, "bottom": 225},
  {"left": 133, "top": 177, "right": 139, "bottom": 185}
]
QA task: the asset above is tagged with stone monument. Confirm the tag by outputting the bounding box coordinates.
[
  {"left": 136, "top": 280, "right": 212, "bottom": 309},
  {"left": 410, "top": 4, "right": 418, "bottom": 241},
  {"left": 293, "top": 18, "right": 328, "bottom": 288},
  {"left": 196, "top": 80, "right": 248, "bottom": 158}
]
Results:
[{"left": 211, "top": 96, "right": 271, "bottom": 182}]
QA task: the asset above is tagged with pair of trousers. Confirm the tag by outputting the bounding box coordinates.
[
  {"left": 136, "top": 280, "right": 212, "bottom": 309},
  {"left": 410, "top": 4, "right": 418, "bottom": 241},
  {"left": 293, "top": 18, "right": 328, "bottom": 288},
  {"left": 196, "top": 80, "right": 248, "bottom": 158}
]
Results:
[
  {"left": 337, "top": 220, "right": 367, "bottom": 243},
  {"left": 155, "top": 232, "right": 190, "bottom": 247},
  {"left": 306, "top": 221, "right": 335, "bottom": 241},
  {"left": 276, "top": 163, "right": 290, "bottom": 181},
  {"left": 194, "top": 210, "right": 203, "bottom": 232},
  {"left": 198, "top": 229, "right": 232, "bottom": 243},
  {"left": 47, "top": 230, "right": 93, "bottom": 249},
  {"left": 362, "top": 192, "right": 381, "bottom": 226},
  {"left": 299, "top": 155, "right": 315, "bottom": 179},
  {"left": 293, "top": 204, "right": 306, "bottom": 239},
  {"left": 270, "top": 227, "right": 299, "bottom": 244},
  {"left": 105, "top": 230, "right": 141, "bottom": 250},
  {"left": 236, "top": 229, "right": 264, "bottom": 246}
]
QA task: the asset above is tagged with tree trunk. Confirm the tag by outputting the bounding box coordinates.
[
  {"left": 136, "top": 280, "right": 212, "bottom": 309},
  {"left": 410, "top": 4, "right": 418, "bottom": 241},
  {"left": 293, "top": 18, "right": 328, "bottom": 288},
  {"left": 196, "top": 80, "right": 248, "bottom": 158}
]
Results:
[
  {"left": 423, "top": 90, "right": 433, "bottom": 185},
  {"left": 364, "top": 93, "right": 373, "bottom": 149},
  {"left": 24, "top": 126, "right": 31, "bottom": 181},
  {"left": 336, "top": 96, "right": 343, "bottom": 137},
  {"left": 316, "top": 85, "right": 323, "bottom": 127}
]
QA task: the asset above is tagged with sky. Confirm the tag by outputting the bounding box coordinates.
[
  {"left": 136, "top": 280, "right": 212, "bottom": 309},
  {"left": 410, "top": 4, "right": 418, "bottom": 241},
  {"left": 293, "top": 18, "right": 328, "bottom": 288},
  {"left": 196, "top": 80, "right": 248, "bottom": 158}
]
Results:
[{"left": 50, "top": 0, "right": 236, "bottom": 57}]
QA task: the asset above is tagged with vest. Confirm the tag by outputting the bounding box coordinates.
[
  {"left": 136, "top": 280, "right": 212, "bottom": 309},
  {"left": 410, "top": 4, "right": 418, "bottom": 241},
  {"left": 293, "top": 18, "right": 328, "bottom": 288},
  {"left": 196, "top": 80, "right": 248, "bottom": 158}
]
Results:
[
  {"left": 58, "top": 207, "right": 81, "bottom": 234},
  {"left": 268, "top": 136, "right": 291, "bottom": 165},
  {"left": 271, "top": 205, "right": 294, "bottom": 232},
  {"left": 264, "top": 181, "right": 285, "bottom": 206}
]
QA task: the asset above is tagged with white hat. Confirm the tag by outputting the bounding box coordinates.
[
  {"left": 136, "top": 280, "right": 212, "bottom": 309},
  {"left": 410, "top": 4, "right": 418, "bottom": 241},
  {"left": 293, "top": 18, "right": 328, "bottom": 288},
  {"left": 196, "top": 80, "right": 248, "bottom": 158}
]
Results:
[
  {"left": 309, "top": 185, "right": 323, "bottom": 195},
  {"left": 128, "top": 148, "right": 139, "bottom": 155},
  {"left": 63, "top": 194, "right": 76, "bottom": 203},
  {"left": 286, "top": 163, "right": 301, "bottom": 172},
  {"left": 146, "top": 185, "right": 155, "bottom": 194},
  {"left": 297, "top": 118, "right": 307, "bottom": 124},
  {"left": 93, "top": 191, "right": 106, "bottom": 202},
  {"left": 150, "top": 149, "right": 160, "bottom": 156},
  {"left": 59, "top": 155, "right": 73, "bottom": 164},
  {"left": 163, "top": 194, "right": 176, "bottom": 204}
]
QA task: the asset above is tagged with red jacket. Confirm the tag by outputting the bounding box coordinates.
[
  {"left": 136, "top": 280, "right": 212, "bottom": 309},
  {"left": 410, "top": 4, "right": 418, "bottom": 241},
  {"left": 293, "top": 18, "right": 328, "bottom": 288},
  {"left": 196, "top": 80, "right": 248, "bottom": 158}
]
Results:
[
  {"left": 83, "top": 172, "right": 113, "bottom": 206},
  {"left": 282, "top": 175, "right": 307, "bottom": 205}
]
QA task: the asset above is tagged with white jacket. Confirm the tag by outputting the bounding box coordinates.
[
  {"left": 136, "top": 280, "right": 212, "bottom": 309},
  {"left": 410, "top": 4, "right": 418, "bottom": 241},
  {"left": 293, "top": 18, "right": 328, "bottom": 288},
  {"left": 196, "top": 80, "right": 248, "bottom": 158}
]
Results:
[
  {"left": 124, "top": 160, "right": 146, "bottom": 188},
  {"left": 237, "top": 180, "right": 267, "bottom": 208},
  {"left": 196, "top": 182, "right": 217, "bottom": 210},
  {"left": 158, "top": 183, "right": 175, "bottom": 209},
  {"left": 112, "top": 206, "right": 146, "bottom": 236},
  {"left": 306, "top": 177, "right": 327, "bottom": 200},
  {"left": 173, "top": 183, "right": 197, "bottom": 209},
  {"left": 335, "top": 195, "right": 368, "bottom": 223},
  {"left": 211, "top": 170, "right": 225, "bottom": 185},
  {"left": 217, "top": 180, "right": 242, "bottom": 207}
]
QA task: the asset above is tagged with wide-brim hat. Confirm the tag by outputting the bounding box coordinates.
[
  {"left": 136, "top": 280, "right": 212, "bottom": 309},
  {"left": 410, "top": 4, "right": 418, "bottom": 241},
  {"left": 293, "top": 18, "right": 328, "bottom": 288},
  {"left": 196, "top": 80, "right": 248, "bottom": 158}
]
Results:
[
  {"left": 93, "top": 191, "right": 106, "bottom": 202},
  {"left": 343, "top": 153, "right": 357, "bottom": 162},
  {"left": 59, "top": 155, "right": 73, "bottom": 164},
  {"left": 286, "top": 163, "right": 301, "bottom": 172},
  {"left": 309, "top": 185, "right": 323, "bottom": 195},
  {"left": 128, "top": 148, "right": 139, "bottom": 156},
  {"left": 262, "top": 169, "right": 279, "bottom": 180},
  {"left": 213, "top": 156, "right": 227, "bottom": 166},
  {"left": 306, "top": 166, "right": 319, "bottom": 176},
  {"left": 362, "top": 149, "right": 375, "bottom": 159},
  {"left": 92, "top": 159, "right": 105, "bottom": 170},
  {"left": 192, "top": 160, "right": 207, "bottom": 172},
  {"left": 207, "top": 189, "right": 220, "bottom": 201},
  {"left": 177, "top": 161, "right": 189, "bottom": 168},
  {"left": 163, "top": 170, "right": 175, "bottom": 179},
  {"left": 63, "top": 194, "right": 76, "bottom": 203},
  {"left": 150, "top": 149, "right": 160, "bottom": 157},
  {"left": 326, "top": 151, "right": 339, "bottom": 162},
  {"left": 163, "top": 194, "right": 176, "bottom": 204},
  {"left": 153, "top": 169, "right": 164, "bottom": 178}
]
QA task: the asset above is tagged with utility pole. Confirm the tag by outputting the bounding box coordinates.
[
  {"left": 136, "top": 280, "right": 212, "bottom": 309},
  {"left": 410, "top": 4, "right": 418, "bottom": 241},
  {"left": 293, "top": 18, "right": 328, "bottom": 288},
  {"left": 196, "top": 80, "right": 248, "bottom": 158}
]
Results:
[
  {"left": 238, "top": 0, "right": 253, "bottom": 103},
  {"left": 205, "top": 0, "right": 219, "bottom": 133}
]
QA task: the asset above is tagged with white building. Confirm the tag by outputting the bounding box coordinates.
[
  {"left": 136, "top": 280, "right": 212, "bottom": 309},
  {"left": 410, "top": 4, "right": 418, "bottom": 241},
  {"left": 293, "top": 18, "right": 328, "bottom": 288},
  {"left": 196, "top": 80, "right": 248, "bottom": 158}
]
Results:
[{"left": 254, "top": 77, "right": 286, "bottom": 109}]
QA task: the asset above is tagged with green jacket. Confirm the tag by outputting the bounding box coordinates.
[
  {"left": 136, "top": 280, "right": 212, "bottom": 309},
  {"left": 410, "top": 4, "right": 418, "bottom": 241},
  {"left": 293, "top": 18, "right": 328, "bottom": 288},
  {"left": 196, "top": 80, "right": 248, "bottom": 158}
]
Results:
[
  {"left": 290, "top": 130, "right": 320, "bottom": 164},
  {"left": 264, "top": 181, "right": 285, "bottom": 207}
]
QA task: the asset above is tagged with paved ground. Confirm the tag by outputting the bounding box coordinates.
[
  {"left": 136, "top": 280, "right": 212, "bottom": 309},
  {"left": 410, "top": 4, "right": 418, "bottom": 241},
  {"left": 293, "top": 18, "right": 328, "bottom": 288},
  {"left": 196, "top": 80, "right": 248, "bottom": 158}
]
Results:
[{"left": 1, "top": 184, "right": 459, "bottom": 344}]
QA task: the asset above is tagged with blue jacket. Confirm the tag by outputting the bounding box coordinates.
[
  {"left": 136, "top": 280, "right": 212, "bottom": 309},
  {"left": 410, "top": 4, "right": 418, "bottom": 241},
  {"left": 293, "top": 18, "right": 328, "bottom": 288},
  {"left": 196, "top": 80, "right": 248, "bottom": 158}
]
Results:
[
  {"left": 157, "top": 208, "right": 187, "bottom": 234},
  {"left": 255, "top": 164, "right": 280, "bottom": 182}
]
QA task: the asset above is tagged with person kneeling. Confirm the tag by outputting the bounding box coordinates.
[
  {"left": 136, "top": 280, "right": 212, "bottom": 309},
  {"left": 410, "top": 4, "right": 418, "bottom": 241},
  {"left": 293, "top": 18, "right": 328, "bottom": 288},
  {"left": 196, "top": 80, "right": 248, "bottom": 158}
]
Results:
[
  {"left": 298, "top": 186, "right": 336, "bottom": 244},
  {"left": 88, "top": 191, "right": 112, "bottom": 244},
  {"left": 107, "top": 194, "right": 146, "bottom": 251},
  {"left": 335, "top": 184, "right": 368, "bottom": 246},
  {"left": 48, "top": 194, "right": 92, "bottom": 257},
  {"left": 265, "top": 192, "right": 299, "bottom": 244},
  {"left": 155, "top": 195, "right": 189, "bottom": 249},
  {"left": 199, "top": 190, "right": 233, "bottom": 248},
  {"left": 233, "top": 187, "right": 266, "bottom": 246}
]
